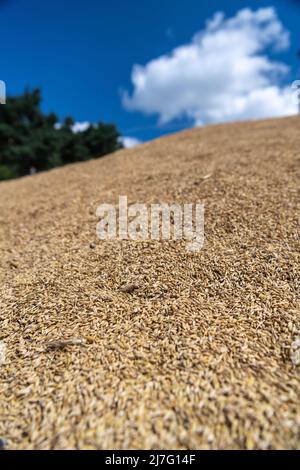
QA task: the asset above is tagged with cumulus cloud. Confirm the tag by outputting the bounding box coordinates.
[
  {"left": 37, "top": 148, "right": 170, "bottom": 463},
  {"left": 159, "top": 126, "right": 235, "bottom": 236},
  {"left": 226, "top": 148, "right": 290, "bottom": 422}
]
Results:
[
  {"left": 71, "top": 121, "right": 91, "bottom": 133},
  {"left": 54, "top": 121, "right": 92, "bottom": 132},
  {"left": 119, "top": 136, "right": 142, "bottom": 148},
  {"left": 123, "top": 8, "right": 297, "bottom": 125}
]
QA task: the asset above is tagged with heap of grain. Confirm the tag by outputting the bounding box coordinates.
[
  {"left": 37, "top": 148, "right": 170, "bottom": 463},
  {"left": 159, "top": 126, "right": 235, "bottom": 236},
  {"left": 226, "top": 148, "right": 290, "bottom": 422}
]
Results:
[{"left": 0, "top": 116, "right": 299, "bottom": 449}]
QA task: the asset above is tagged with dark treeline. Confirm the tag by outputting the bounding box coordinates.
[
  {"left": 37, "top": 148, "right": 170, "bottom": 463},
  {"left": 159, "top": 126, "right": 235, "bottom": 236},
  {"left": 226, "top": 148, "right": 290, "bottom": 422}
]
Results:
[{"left": 0, "top": 88, "right": 123, "bottom": 181}]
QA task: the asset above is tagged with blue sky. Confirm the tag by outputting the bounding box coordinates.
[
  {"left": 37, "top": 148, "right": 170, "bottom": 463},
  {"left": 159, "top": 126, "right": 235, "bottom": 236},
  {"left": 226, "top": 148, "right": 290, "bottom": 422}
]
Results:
[{"left": 1, "top": 0, "right": 300, "bottom": 145}]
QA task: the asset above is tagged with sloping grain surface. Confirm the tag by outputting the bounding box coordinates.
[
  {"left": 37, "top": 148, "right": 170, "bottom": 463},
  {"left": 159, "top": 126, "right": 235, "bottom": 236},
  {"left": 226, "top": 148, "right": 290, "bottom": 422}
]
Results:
[{"left": 0, "top": 116, "right": 299, "bottom": 449}]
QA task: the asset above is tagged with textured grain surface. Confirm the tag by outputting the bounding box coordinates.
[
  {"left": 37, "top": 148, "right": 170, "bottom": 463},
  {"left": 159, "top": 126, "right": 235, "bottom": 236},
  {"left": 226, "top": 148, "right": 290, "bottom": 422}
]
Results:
[{"left": 0, "top": 116, "right": 299, "bottom": 449}]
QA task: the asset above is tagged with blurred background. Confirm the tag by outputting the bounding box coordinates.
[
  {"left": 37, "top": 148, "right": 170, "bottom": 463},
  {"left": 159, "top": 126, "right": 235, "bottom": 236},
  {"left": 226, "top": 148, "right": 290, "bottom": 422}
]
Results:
[{"left": 0, "top": 0, "right": 300, "bottom": 180}]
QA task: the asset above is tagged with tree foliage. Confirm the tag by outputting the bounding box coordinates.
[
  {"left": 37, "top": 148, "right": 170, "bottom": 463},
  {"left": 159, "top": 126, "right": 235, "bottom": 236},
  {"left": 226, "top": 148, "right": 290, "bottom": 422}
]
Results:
[{"left": 0, "top": 88, "right": 123, "bottom": 180}]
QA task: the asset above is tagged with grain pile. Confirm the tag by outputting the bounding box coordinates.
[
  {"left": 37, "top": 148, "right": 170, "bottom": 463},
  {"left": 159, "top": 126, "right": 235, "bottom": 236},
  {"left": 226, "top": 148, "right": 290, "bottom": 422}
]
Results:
[{"left": 0, "top": 116, "right": 299, "bottom": 450}]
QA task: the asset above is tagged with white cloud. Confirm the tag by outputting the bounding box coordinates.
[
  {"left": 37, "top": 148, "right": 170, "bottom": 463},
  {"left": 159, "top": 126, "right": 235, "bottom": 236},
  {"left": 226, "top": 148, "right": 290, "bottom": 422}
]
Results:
[
  {"left": 119, "top": 136, "right": 142, "bottom": 148},
  {"left": 123, "top": 8, "right": 297, "bottom": 125},
  {"left": 54, "top": 121, "right": 92, "bottom": 132},
  {"left": 71, "top": 121, "right": 91, "bottom": 133}
]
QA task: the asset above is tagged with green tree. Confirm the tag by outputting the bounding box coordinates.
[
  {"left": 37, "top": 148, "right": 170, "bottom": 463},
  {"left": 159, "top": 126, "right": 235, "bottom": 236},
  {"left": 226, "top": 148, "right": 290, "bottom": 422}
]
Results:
[{"left": 0, "top": 88, "right": 123, "bottom": 180}]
